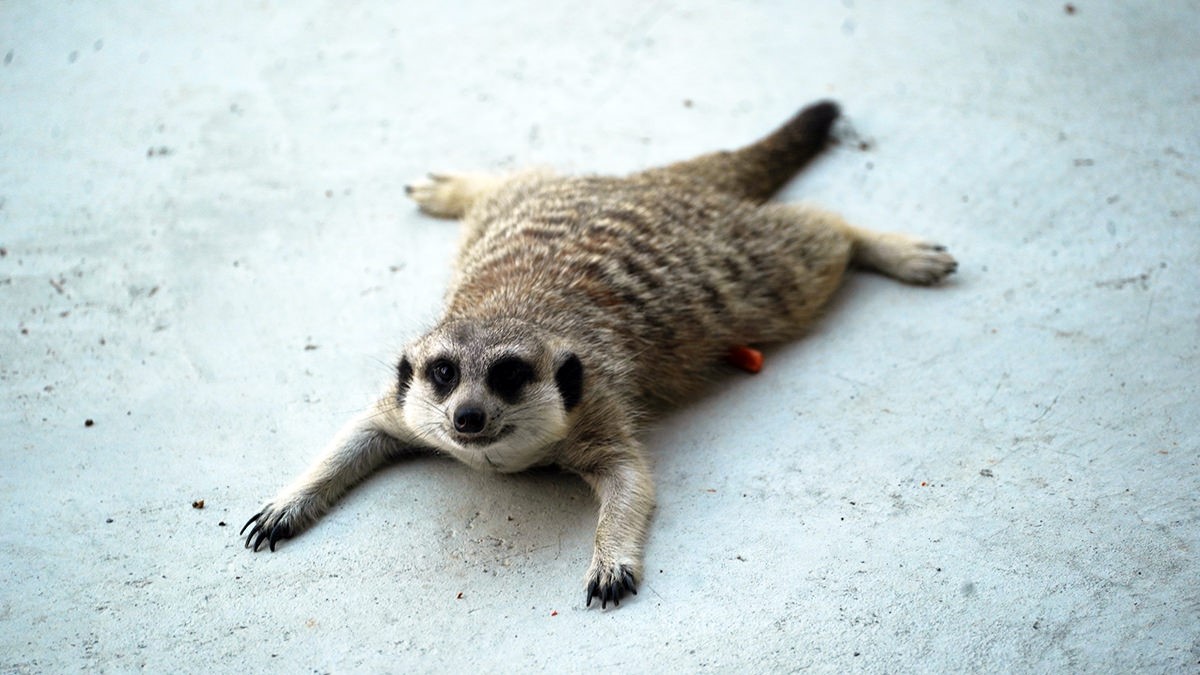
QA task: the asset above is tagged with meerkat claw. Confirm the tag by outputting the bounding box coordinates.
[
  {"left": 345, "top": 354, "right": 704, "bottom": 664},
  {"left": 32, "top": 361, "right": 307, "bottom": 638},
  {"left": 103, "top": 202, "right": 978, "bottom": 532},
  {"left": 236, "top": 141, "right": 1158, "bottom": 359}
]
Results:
[
  {"left": 240, "top": 510, "right": 262, "bottom": 536},
  {"left": 623, "top": 569, "right": 637, "bottom": 594},
  {"left": 585, "top": 562, "right": 638, "bottom": 609},
  {"left": 241, "top": 504, "right": 295, "bottom": 552}
]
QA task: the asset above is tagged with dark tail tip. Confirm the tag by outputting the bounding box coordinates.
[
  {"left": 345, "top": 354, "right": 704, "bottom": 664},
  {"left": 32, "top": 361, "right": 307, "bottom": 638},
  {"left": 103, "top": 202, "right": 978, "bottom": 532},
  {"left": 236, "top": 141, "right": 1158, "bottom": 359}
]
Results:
[
  {"left": 797, "top": 100, "right": 841, "bottom": 139},
  {"left": 777, "top": 100, "right": 841, "bottom": 151}
]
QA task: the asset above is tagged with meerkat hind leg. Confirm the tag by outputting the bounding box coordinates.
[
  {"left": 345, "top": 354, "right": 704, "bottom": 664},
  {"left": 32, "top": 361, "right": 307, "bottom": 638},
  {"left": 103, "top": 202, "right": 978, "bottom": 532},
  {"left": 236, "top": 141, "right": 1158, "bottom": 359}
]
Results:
[
  {"left": 404, "top": 172, "right": 507, "bottom": 218},
  {"left": 843, "top": 224, "right": 958, "bottom": 285}
]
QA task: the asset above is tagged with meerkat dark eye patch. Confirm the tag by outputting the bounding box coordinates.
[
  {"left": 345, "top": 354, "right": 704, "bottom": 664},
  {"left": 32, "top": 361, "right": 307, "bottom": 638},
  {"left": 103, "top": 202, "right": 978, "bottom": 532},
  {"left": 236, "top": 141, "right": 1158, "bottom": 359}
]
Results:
[
  {"left": 555, "top": 353, "right": 583, "bottom": 411},
  {"left": 487, "top": 357, "right": 535, "bottom": 403},
  {"left": 396, "top": 357, "right": 414, "bottom": 404},
  {"left": 426, "top": 358, "right": 460, "bottom": 398}
]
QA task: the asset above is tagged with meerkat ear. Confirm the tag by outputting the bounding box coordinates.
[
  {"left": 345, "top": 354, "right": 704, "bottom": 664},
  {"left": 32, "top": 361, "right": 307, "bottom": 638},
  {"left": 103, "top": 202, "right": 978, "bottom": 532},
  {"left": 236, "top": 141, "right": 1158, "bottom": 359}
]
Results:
[
  {"left": 554, "top": 353, "right": 584, "bottom": 411},
  {"left": 396, "top": 356, "right": 414, "bottom": 405}
]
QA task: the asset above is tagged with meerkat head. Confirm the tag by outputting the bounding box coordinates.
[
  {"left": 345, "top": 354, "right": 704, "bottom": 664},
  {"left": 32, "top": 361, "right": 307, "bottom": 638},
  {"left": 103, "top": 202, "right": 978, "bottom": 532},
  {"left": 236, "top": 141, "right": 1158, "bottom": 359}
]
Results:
[{"left": 396, "top": 318, "right": 584, "bottom": 472}]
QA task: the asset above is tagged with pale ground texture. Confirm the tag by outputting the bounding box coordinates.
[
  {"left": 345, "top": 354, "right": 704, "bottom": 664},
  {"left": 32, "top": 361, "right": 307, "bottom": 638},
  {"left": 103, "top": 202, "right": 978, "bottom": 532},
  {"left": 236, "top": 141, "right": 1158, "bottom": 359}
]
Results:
[{"left": 1, "top": 1, "right": 1197, "bottom": 673}]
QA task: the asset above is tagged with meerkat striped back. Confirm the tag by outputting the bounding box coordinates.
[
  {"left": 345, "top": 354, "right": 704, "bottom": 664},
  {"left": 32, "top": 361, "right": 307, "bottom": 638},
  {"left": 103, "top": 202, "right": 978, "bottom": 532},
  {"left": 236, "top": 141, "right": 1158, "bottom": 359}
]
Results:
[{"left": 443, "top": 102, "right": 847, "bottom": 404}]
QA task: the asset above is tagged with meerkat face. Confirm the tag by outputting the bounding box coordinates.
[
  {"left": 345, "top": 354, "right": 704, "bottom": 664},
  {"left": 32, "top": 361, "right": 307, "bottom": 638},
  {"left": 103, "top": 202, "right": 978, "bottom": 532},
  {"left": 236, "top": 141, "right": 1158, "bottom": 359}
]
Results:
[{"left": 398, "top": 320, "right": 583, "bottom": 472}]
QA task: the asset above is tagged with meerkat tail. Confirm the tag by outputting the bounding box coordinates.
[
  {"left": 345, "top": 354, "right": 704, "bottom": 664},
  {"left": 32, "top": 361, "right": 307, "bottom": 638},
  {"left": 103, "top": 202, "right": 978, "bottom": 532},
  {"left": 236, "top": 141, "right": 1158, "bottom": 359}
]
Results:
[{"left": 641, "top": 100, "right": 840, "bottom": 202}]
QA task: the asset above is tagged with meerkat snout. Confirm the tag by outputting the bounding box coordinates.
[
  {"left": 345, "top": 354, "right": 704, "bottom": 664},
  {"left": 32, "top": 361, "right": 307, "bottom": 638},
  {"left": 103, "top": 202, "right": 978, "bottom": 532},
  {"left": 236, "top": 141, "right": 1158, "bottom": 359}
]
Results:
[{"left": 452, "top": 406, "right": 487, "bottom": 434}]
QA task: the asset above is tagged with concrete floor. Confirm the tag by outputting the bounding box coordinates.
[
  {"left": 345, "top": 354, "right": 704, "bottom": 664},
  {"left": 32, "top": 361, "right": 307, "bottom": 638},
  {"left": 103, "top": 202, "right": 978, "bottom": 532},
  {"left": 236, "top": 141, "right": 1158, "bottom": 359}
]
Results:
[{"left": 2, "top": 1, "right": 1197, "bottom": 672}]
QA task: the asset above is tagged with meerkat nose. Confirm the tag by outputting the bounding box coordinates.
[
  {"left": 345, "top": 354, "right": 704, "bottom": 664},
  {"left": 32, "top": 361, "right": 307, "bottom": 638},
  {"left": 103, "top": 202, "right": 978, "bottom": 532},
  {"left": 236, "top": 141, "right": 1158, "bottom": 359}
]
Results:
[{"left": 453, "top": 406, "right": 487, "bottom": 434}]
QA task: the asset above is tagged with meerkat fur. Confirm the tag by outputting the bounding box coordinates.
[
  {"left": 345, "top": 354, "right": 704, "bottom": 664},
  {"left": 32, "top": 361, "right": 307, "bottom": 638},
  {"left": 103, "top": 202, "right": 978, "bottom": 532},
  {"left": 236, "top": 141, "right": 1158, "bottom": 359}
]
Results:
[{"left": 242, "top": 101, "right": 957, "bottom": 609}]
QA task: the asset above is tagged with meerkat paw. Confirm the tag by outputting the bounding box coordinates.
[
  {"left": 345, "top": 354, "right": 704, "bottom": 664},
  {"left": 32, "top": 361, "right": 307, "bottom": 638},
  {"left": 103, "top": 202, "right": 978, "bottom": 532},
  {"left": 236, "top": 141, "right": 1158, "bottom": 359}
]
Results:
[
  {"left": 584, "top": 555, "right": 639, "bottom": 609},
  {"left": 240, "top": 490, "right": 324, "bottom": 552},
  {"left": 854, "top": 232, "right": 958, "bottom": 285},
  {"left": 404, "top": 172, "right": 500, "bottom": 218}
]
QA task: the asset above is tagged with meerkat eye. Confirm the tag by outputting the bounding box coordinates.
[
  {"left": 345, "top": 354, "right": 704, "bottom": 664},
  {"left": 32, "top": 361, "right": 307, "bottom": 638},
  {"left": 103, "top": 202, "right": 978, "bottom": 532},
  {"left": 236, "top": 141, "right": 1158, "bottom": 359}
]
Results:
[
  {"left": 487, "top": 357, "right": 535, "bottom": 403},
  {"left": 427, "top": 359, "right": 459, "bottom": 391}
]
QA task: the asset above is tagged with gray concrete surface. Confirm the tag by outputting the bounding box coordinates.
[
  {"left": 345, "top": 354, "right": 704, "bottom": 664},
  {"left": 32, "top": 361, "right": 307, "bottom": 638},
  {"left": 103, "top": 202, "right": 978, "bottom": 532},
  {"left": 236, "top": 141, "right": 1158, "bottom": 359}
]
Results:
[{"left": 2, "top": 1, "right": 1197, "bottom": 672}]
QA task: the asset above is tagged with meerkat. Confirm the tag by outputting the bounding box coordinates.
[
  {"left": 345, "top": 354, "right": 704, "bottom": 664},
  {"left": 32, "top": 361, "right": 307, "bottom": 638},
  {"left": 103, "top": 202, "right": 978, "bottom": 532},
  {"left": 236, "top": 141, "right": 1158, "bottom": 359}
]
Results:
[{"left": 241, "top": 101, "right": 956, "bottom": 609}]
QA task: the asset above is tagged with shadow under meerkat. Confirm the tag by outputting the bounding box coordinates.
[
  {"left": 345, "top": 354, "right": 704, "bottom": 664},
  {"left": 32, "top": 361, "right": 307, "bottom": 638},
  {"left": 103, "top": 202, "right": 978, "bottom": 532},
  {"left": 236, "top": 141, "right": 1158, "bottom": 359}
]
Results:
[{"left": 242, "top": 101, "right": 957, "bottom": 609}]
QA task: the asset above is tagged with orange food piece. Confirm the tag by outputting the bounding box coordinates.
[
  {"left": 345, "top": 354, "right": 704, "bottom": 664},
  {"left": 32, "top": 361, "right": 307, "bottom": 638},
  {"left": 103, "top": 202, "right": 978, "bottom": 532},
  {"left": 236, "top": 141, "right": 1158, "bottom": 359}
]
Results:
[{"left": 727, "top": 345, "right": 764, "bottom": 374}]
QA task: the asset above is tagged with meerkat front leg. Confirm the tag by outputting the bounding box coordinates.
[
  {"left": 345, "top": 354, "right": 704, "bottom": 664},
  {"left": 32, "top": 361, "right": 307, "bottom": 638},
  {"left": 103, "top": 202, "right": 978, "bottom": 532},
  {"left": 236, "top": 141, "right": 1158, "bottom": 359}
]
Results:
[
  {"left": 576, "top": 445, "right": 657, "bottom": 609},
  {"left": 403, "top": 172, "right": 509, "bottom": 219},
  {"left": 242, "top": 388, "right": 419, "bottom": 551}
]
